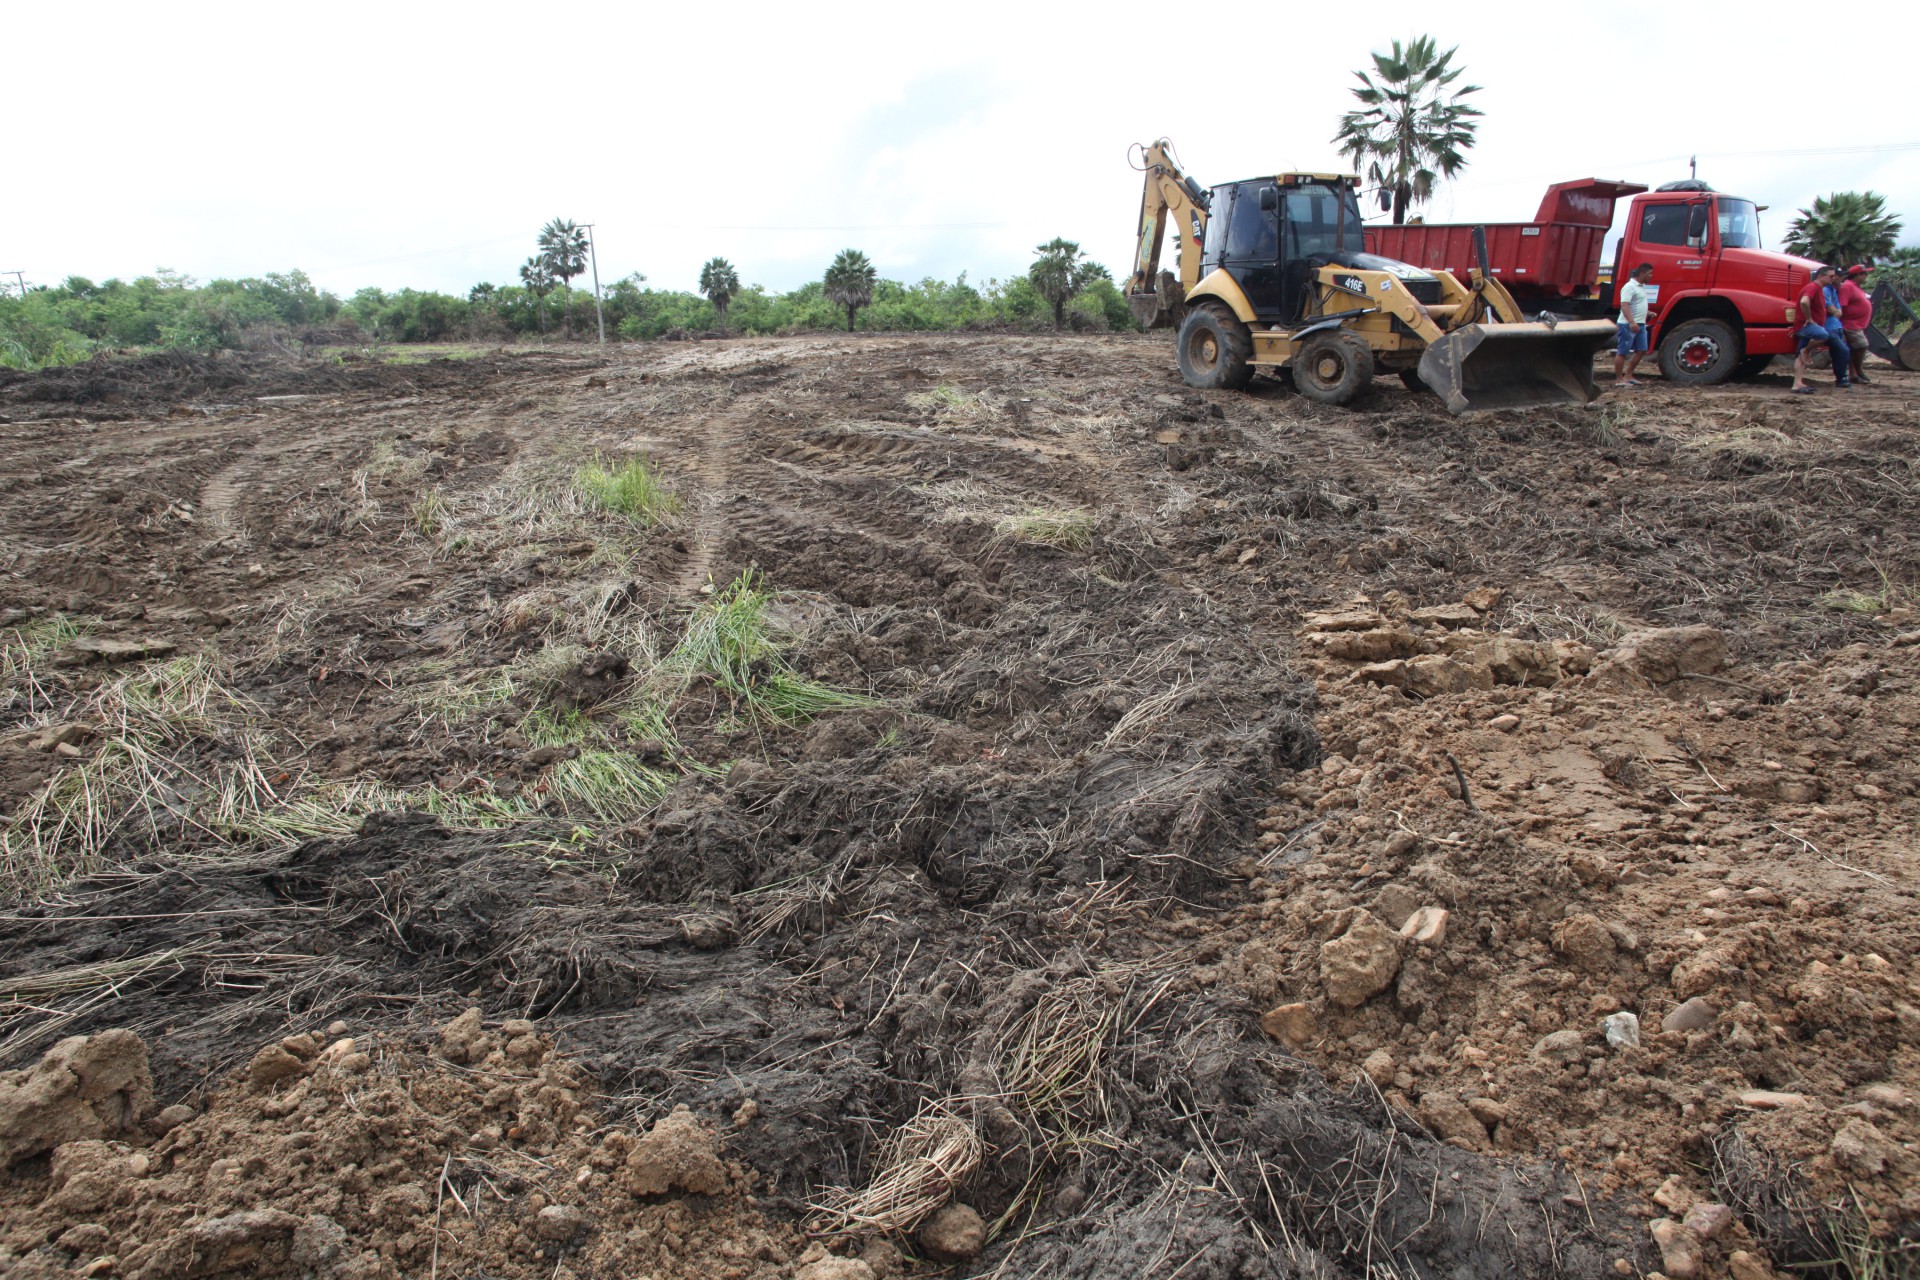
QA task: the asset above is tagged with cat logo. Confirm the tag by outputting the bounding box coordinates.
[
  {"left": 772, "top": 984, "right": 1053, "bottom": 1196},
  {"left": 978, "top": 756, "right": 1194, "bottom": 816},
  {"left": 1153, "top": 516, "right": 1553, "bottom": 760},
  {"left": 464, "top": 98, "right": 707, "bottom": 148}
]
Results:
[{"left": 1333, "top": 273, "right": 1368, "bottom": 297}]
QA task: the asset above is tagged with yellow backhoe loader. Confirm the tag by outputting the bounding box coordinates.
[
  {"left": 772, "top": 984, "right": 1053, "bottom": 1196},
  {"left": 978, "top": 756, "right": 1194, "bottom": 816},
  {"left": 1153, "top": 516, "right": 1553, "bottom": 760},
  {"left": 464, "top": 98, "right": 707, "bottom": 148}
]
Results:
[{"left": 1127, "top": 139, "right": 1616, "bottom": 414}]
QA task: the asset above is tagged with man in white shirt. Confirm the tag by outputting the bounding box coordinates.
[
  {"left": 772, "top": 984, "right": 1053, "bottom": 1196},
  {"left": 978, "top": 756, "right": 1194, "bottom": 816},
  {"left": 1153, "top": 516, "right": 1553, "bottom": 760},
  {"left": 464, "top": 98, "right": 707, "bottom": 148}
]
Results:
[{"left": 1613, "top": 263, "right": 1655, "bottom": 388}]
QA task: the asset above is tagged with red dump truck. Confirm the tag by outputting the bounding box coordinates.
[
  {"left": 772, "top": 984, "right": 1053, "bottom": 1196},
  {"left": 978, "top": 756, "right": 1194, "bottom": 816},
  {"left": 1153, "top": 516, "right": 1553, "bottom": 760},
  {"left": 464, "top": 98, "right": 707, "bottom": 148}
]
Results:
[{"left": 1367, "top": 179, "right": 1823, "bottom": 385}]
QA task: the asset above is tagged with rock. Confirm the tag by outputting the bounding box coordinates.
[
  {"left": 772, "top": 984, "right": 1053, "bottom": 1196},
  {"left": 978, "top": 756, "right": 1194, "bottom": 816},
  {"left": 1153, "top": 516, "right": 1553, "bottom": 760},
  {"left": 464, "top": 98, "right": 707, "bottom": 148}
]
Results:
[
  {"left": 1410, "top": 604, "right": 1480, "bottom": 629},
  {"left": 1361, "top": 1049, "right": 1396, "bottom": 1087},
  {"left": 1670, "top": 950, "right": 1730, "bottom": 999},
  {"left": 1371, "top": 884, "right": 1420, "bottom": 930},
  {"left": 1299, "top": 609, "right": 1388, "bottom": 634},
  {"left": 1403, "top": 653, "right": 1494, "bottom": 698},
  {"left": 1860, "top": 1084, "right": 1912, "bottom": 1110},
  {"left": 1488, "top": 714, "right": 1521, "bottom": 733},
  {"left": 1652, "top": 1176, "right": 1692, "bottom": 1212},
  {"left": 289, "top": 1215, "right": 347, "bottom": 1270},
  {"left": 1650, "top": 1217, "right": 1702, "bottom": 1279},
  {"left": 1608, "top": 625, "right": 1728, "bottom": 685},
  {"left": 0, "top": 1029, "right": 152, "bottom": 1167},
  {"left": 1416, "top": 1090, "right": 1489, "bottom": 1152},
  {"left": 1399, "top": 907, "right": 1448, "bottom": 946},
  {"left": 1466, "top": 1097, "right": 1508, "bottom": 1127},
  {"left": 1728, "top": 1250, "right": 1779, "bottom": 1280},
  {"left": 1829, "top": 1117, "right": 1897, "bottom": 1176},
  {"left": 437, "top": 1008, "right": 495, "bottom": 1066},
  {"left": 1738, "top": 1091, "right": 1808, "bottom": 1110},
  {"left": 535, "top": 1204, "right": 589, "bottom": 1241},
  {"left": 918, "top": 1202, "right": 986, "bottom": 1262},
  {"left": 1603, "top": 1012, "right": 1641, "bottom": 1049},
  {"left": 1462, "top": 587, "right": 1504, "bottom": 613},
  {"left": 625, "top": 1105, "right": 727, "bottom": 1197},
  {"left": 1533, "top": 1030, "right": 1587, "bottom": 1066},
  {"left": 1552, "top": 913, "right": 1617, "bottom": 971},
  {"left": 67, "top": 636, "right": 178, "bottom": 663},
  {"left": 1319, "top": 913, "right": 1402, "bottom": 1008},
  {"left": 1258, "top": 1002, "right": 1317, "bottom": 1048},
  {"left": 246, "top": 1044, "right": 305, "bottom": 1089},
  {"left": 1551, "top": 639, "right": 1596, "bottom": 674},
  {"left": 147, "top": 1104, "right": 193, "bottom": 1137},
  {"left": 1662, "top": 998, "right": 1718, "bottom": 1034},
  {"left": 1352, "top": 659, "right": 1409, "bottom": 688},
  {"left": 794, "top": 1260, "right": 876, "bottom": 1280},
  {"left": 1683, "top": 1202, "right": 1734, "bottom": 1241},
  {"left": 1304, "top": 627, "right": 1419, "bottom": 662},
  {"left": 1479, "top": 637, "right": 1560, "bottom": 686}
]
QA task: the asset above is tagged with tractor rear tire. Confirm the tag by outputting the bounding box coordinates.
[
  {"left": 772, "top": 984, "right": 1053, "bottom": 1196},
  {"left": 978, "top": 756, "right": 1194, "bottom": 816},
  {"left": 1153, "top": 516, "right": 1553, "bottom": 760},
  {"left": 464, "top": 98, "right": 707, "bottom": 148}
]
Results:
[
  {"left": 1659, "top": 318, "right": 1740, "bottom": 385},
  {"left": 1898, "top": 327, "right": 1920, "bottom": 372},
  {"left": 1176, "top": 303, "right": 1254, "bottom": 390},
  {"left": 1294, "top": 332, "right": 1375, "bottom": 405}
]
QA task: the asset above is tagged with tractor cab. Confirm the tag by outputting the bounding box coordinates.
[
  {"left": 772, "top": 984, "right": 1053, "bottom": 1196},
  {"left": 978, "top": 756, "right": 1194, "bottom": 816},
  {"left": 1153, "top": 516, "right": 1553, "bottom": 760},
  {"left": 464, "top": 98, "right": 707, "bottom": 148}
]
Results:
[{"left": 1201, "top": 173, "right": 1440, "bottom": 323}]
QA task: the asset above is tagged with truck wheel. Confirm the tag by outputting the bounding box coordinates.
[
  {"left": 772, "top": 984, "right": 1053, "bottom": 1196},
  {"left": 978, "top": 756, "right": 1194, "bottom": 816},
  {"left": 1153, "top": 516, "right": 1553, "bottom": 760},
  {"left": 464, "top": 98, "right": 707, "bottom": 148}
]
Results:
[
  {"left": 1398, "top": 368, "right": 1434, "bottom": 394},
  {"left": 1731, "top": 354, "right": 1774, "bottom": 380},
  {"left": 1176, "top": 303, "right": 1254, "bottom": 390},
  {"left": 1294, "top": 332, "right": 1375, "bottom": 405},
  {"left": 1659, "top": 319, "right": 1741, "bottom": 385}
]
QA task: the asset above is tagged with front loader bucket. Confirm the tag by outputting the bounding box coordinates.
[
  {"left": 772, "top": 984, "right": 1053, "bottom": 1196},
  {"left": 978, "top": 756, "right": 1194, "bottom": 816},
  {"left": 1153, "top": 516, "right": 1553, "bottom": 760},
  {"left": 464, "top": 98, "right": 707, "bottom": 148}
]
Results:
[
  {"left": 1416, "top": 320, "right": 1615, "bottom": 415},
  {"left": 1127, "top": 271, "right": 1188, "bottom": 330}
]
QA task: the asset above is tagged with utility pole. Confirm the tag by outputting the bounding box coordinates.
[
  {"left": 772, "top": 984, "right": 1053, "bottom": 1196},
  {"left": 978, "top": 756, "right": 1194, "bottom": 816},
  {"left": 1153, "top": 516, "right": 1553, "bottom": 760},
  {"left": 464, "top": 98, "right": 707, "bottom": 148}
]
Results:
[
  {"left": 2, "top": 271, "right": 24, "bottom": 299},
  {"left": 583, "top": 224, "right": 605, "bottom": 344}
]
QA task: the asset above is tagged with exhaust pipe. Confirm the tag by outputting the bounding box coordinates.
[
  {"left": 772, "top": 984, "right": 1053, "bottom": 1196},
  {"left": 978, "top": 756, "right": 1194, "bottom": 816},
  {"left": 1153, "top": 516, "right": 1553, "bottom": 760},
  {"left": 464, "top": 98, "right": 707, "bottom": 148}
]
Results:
[{"left": 1416, "top": 320, "right": 1616, "bottom": 415}]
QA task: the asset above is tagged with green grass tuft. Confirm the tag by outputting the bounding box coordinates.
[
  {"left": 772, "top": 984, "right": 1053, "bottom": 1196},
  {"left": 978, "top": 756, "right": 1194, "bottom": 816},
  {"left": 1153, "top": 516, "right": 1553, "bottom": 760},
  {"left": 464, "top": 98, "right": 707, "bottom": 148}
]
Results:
[
  {"left": 670, "top": 571, "right": 874, "bottom": 726},
  {"left": 574, "top": 454, "right": 681, "bottom": 524}
]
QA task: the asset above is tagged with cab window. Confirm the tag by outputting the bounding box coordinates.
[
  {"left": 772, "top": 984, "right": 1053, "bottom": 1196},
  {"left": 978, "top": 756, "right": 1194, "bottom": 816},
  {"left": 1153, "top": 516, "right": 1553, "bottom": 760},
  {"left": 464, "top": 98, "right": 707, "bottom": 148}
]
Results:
[
  {"left": 1638, "top": 204, "right": 1690, "bottom": 246},
  {"left": 1284, "top": 185, "right": 1364, "bottom": 260},
  {"left": 1224, "top": 185, "right": 1278, "bottom": 260}
]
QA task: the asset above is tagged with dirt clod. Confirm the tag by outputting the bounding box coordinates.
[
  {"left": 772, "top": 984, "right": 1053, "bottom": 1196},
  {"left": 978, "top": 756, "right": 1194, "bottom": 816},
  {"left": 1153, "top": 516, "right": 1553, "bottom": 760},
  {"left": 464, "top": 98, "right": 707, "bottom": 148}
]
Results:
[
  {"left": 1318, "top": 911, "right": 1403, "bottom": 1007},
  {"left": 917, "top": 1201, "right": 987, "bottom": 1261},
  {"left": 0, "top": 1030, "right": 151, "bottom": 1167}
]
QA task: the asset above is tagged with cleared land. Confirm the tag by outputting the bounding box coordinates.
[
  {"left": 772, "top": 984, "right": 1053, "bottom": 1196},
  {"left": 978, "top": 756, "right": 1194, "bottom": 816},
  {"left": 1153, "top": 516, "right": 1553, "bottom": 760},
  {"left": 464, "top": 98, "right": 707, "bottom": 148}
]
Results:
[{"left": 1, "top": 337, "right": 1916, "bottom": 1279}]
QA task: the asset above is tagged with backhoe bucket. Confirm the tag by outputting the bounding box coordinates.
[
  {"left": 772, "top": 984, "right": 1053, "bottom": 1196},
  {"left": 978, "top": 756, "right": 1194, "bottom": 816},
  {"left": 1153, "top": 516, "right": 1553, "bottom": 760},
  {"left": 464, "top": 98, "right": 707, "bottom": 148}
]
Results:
[
  {"left": 1127, "top": 271, "right": 1188, "bottom": 330},
  {"left": 1416, "top": 320, "right": 1616, "bottom": 415}
]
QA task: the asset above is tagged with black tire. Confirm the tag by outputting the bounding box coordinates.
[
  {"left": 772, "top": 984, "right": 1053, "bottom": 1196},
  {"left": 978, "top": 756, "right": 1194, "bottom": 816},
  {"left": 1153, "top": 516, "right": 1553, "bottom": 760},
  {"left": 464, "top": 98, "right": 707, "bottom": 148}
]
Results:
[
  {"left": 1398, "top": 367, "right": 1433, "bottom": 394},
  {"left": 1730, "top": 354, "right": 1774, "bottom": 380},
  {"left": 1898, "top": 327, "right": 1920, "bottom": 372},
  {"left": 1293, "top": 332, "right": 1375, "bottom": 405},
  {"left": 1658, "top": 318, "right": 1741, "bottom": 385},
  {"left": 1175, "top": 303, "right": 1254, "bottom": 390}
]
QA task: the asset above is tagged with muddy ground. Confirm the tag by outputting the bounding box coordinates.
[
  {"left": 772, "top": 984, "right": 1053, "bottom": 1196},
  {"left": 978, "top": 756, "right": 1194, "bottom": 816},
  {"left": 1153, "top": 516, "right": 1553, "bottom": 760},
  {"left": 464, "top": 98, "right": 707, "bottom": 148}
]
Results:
[{"left": 1, "top": 338, "right": 1917, "bottom": 1278}]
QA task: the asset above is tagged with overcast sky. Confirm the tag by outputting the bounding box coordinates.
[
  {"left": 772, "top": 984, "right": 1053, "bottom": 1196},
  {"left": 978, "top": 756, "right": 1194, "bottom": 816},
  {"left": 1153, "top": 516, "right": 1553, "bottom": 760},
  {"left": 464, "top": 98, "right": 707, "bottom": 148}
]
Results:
[{"left": 8, "top": 0, "right": 1918, "bottom": 301}]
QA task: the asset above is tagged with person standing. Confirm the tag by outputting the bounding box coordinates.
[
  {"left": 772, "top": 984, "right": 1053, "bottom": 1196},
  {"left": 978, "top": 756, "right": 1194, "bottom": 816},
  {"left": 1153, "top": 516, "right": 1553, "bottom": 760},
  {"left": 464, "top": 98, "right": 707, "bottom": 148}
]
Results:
[
  {"left": 1839, "top": 264, "right": 1874, "bottom": 384},
  {"left": 1822, "top": 274, "right": 1852, "bottom": 388},
  {"left": 1614, "top": 262, "right": 1655, "bottom": 388},
  {"left": 1791, "top": 266, "right": 1842, "bottom": 394}
]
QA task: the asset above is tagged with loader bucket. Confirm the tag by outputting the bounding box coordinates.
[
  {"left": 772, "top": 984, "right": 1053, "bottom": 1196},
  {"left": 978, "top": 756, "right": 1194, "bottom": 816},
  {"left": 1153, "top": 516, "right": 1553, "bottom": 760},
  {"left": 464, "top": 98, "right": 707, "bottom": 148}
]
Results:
[{"left": 1416, "top": 320, "right": 1616, "bottom": 415}]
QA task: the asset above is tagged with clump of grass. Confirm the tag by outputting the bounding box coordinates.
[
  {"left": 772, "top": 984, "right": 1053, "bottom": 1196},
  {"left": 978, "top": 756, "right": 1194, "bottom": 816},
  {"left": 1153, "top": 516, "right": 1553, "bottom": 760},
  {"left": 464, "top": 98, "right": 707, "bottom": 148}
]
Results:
[
  {"left": 410, "top": 487, "right": 447, "bottom": 537},
  {"left": 574, "top": 454, "right": 680, "bottom": 524},
  {"left": 669, "top": 571, "right": 873, "bottom": 726},
  {"left": 809, "top": 1101, "right": 983, "bottom": 1235},
  {"left": 906, "top": 384, "right": 982, "bottom": 414},
  {"left": 999, "top": 507, "right": 1094, "bottom": 551},
  {"left": 1821, "top": 561, "right": 1902, "bottom": 615}
]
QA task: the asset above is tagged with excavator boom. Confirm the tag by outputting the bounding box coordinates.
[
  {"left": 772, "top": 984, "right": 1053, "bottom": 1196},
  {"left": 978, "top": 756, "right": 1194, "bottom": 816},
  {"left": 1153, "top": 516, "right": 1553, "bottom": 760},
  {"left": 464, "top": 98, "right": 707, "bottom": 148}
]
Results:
[{"left": 1127, "top": 139, "right": 1209, "bottom": 329}]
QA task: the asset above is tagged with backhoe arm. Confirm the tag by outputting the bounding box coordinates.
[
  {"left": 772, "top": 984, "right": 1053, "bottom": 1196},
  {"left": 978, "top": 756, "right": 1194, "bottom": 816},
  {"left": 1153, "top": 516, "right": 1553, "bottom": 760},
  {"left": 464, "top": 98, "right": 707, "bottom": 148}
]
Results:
[{"left": 1128, "top": 139, "right": 1210, "bottom": 329}]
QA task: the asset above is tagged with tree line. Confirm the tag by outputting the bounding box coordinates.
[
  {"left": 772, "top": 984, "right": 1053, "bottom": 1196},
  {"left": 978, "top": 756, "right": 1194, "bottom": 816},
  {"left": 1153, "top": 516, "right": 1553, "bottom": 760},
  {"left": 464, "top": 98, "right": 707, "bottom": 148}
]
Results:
[{"left": 0, "top": 237, "right": 1135, "bottom": 369}]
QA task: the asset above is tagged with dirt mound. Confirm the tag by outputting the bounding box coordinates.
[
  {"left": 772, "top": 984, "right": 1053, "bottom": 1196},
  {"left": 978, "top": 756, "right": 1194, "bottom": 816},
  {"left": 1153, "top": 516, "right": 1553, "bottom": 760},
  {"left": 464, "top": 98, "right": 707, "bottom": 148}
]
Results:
[{"left": 0, "top": 1019, "right": 811, "bottom": 1280}]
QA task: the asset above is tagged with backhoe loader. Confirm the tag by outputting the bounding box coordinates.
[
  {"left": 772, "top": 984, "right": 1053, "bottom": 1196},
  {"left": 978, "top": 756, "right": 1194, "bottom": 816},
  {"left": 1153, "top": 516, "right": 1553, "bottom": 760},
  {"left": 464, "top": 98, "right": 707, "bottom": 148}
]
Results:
[{"left": 1126, "top": 139, "right": 1616, "bottom": 414}]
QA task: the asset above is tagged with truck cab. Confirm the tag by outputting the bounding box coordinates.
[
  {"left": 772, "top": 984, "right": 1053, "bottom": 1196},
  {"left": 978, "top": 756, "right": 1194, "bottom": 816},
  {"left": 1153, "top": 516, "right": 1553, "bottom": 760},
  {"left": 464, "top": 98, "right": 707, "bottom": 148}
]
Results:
[{"left": 1613, "top": 184, "right": 1822, "bottom": 383}]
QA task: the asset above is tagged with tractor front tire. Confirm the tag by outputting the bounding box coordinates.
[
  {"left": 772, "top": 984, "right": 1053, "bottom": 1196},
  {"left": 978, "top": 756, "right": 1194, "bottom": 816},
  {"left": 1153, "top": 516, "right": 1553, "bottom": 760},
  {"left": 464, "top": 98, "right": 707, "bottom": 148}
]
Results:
[
  {"left": 1176, "top": 303, "right": 1254, "bottom": 391},
  {"left": 1659, "top": 319, "right": 1740, "bottom": 386},
  {"left": 1294, "top": 332, "right": 1375, "bottom": 405}
]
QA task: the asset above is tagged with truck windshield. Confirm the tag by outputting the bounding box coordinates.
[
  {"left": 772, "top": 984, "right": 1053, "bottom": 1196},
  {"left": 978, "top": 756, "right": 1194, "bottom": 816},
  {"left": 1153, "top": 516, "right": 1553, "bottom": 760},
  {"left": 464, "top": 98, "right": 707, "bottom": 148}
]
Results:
[
  {"left": 1286, "top": 185, "right": 1365, "bottom": 259},
  {"left": 1717, "top": 199, "right": 1761, "bottom": 249}
]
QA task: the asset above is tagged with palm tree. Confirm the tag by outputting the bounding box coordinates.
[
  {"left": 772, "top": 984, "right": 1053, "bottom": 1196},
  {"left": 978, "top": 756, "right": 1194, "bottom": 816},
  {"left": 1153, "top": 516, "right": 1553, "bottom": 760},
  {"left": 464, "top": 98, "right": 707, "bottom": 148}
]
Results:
[
  {"left": 823, "top": 249, "right": 878, "bottom": 332},
  {"left": 1333, "top": 36, "right": 1482, "bottom": 225},
  {"left": 1784, "top": 192, "right": 1902, "bottom": 267},
  {"left": 1028, "top": 239, "right": 1102, "bottom": 330},
  {"left": 699, "top": 257, "right": 741, "bottom": 328},
  {"left": 537, "top": 219, "right": 589, "bottom": 339},
  {"left": 518, "top": 257, "right": 555, "bottom": 333}
]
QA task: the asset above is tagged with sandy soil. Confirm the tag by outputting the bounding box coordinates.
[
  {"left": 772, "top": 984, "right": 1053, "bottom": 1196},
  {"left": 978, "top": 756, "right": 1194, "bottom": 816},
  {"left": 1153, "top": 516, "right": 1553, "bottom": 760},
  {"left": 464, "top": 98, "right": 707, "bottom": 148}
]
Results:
[{"left": 1, "top": 338, "right": 1916, "bottom": 1279}]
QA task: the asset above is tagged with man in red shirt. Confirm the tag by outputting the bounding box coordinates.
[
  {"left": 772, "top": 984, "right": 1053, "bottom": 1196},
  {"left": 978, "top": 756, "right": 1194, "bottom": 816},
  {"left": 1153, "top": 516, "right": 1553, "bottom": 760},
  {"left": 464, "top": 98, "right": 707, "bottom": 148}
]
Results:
[
  {"left": 1791, "top": 266, "right": 1842, "bottom": 394},
  {"left": 1838, "top": 264, "right": 1875, "bottom": 384}
]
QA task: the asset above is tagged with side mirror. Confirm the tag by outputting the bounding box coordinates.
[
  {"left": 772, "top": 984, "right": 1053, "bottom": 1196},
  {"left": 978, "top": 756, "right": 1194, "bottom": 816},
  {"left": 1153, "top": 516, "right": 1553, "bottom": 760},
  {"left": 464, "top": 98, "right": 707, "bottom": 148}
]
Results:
[
  {"left": 1259, "top": 186, "right": 1279, "bottom": 212},
  {"left": 1687, "top": 203, "right": 1709, "bottom": 246}
]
